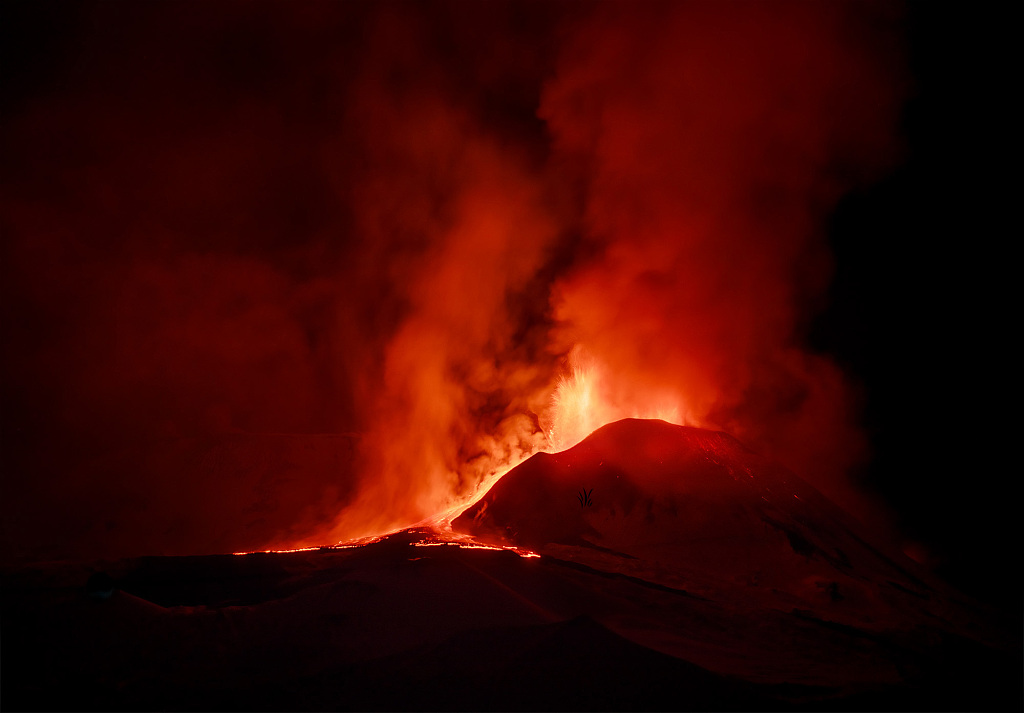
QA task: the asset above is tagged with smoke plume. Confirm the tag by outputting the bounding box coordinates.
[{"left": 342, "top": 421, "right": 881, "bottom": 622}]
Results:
[{"left": 0, "top": 0, "right": 904, "bottom": 561}]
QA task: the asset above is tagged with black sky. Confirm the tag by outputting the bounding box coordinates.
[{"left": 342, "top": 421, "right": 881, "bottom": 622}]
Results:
[{"left": 809, "top": 2, "right": 1016, "bottom": 611}]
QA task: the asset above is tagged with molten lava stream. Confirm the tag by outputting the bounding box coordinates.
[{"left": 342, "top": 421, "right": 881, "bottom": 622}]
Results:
[{"left": 403, "top": 463, "right": 541, "bottom": 558}]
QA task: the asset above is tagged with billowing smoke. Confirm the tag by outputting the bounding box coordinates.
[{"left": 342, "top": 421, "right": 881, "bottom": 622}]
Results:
[
  {"left": 538, "top": 0, "right": 904, "bottom": 511},
  {"left": 314, "top": 5, "right": 562, "bottom": 542},
  {"left": 0, "top": 0, "right": 904, "bottom": 561}
]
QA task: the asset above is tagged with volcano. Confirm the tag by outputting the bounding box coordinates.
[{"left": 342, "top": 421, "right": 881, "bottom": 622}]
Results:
[
  {"left": 455, "top": 418, "right": 938, "bottom": 617},
  {"left": 450, "top": 419, "right": 1019, "bottom": 695},
  {"left": 3, "top": 419, "right": 1019, "bottom": 711}
]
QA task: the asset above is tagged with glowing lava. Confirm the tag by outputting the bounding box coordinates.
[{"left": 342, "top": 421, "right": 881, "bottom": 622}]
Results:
[{"left": 546, "top": 348, "right": 689, "bottom": 451}]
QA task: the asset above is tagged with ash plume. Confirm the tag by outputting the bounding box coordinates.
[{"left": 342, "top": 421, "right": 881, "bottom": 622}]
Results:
[{"left": 0, "top": 0, "right": 906, "bottom": 560}]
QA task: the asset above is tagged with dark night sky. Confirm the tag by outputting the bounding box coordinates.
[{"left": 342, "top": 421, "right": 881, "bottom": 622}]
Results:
[
  {"left": 0, "top": 1, "right": 1017, "bottom": 613},
  {"left": 809, "top": 2, "right": 1016, "bottom": 611}
]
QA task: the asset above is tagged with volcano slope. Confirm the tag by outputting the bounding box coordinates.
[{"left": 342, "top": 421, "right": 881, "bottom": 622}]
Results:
[
  {"left": 455, "top": 418, "right": 930, "bottom": 609},
  {"left": 453, "top": 418, "right": 1020, "bottom": 707},
  {"left": 1, "top": 419, "right": 1019, "bottom": 711}
]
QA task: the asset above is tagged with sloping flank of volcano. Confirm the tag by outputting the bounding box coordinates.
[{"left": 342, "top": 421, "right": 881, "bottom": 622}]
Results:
[{"left": 453, "top": 419, "right": 963, "bottom": 629}]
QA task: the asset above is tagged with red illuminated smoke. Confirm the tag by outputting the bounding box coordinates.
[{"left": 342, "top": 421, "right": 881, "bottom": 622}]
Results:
[{"left": 0, "top": 1, "right": 905, "bottom": 559}]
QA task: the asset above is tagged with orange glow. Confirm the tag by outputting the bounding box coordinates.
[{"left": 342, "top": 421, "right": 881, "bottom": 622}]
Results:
[
  {"left": 234, "top": 529, "right": 539, "bottom": 560},
  {"left": 409, "top": 531, "right": 540, "bottom": 559},
  {"left": 545, "top": 347, "right": 689, "bottom": 451},
  {"left": 233, "top": 533, "right": 390, "bottom": 556},
  {"left": 232, "top": 546, "right": 323, "bottom": 556}
]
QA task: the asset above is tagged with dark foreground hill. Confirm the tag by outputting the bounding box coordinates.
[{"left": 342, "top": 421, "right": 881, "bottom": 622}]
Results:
[{"left": 1, "top": 420, "right": 1020, "bottom": 711}]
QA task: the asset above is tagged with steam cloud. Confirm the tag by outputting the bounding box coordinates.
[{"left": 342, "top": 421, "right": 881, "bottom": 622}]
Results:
[{"left": 0, "top": 0, "right": 905, "bottom": 560}]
